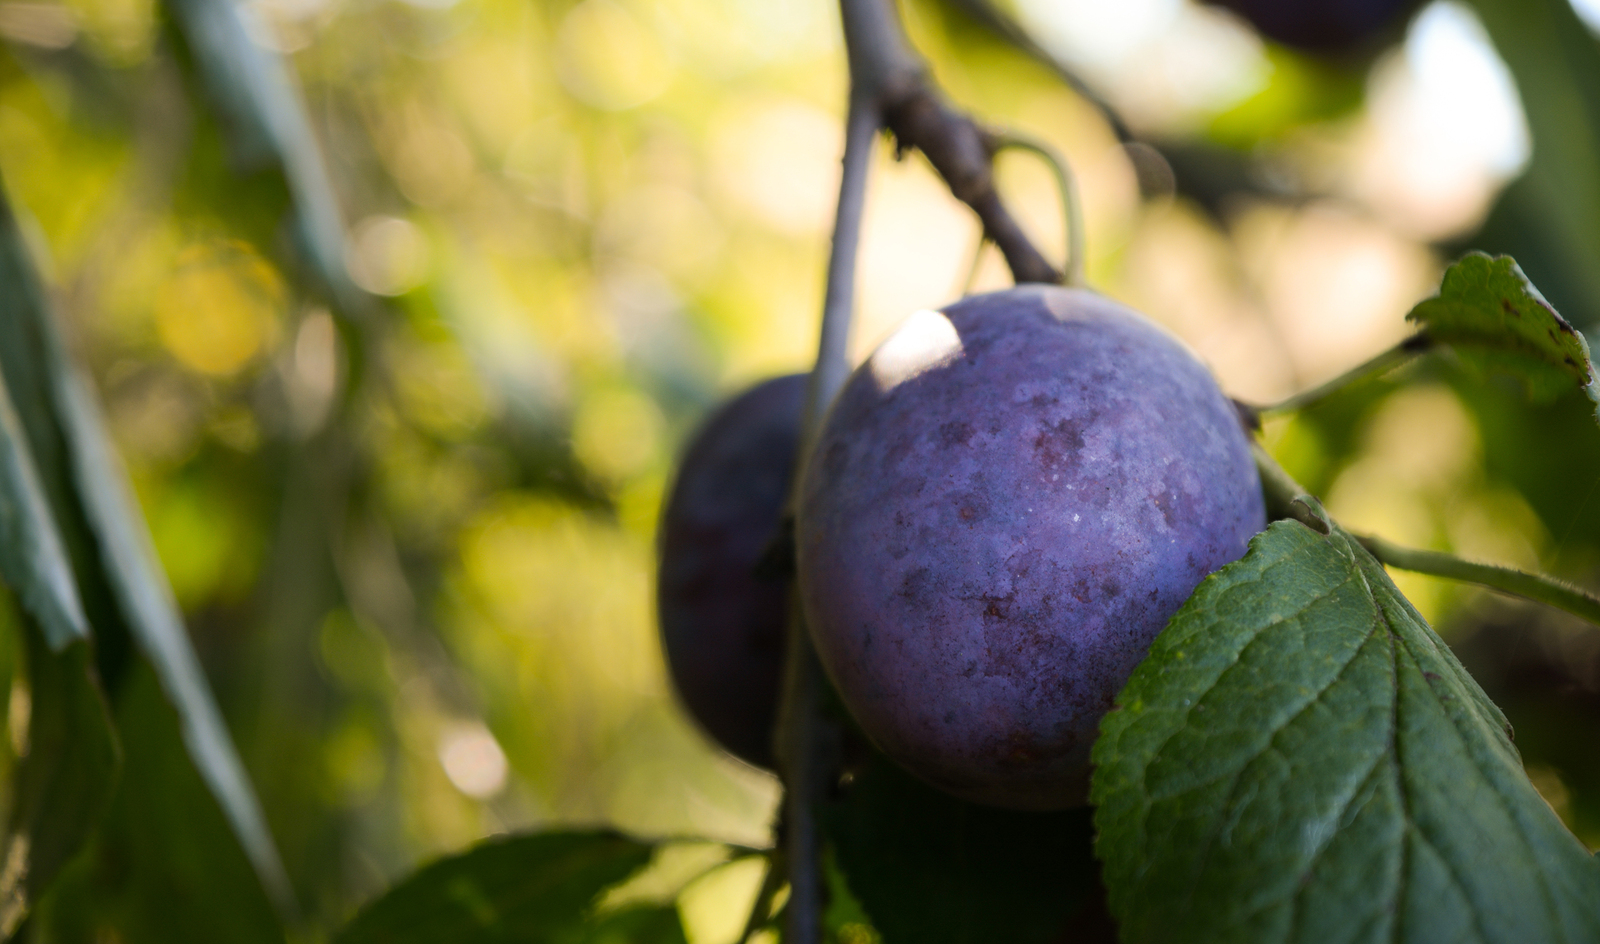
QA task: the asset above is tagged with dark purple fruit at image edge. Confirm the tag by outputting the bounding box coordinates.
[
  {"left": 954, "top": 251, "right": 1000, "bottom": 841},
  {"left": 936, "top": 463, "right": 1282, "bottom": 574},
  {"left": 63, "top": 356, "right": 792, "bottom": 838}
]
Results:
[
  {"left": 657, "top": 374, "right": 806, "bottom": 769},
  {"left": 796, "top": 286, "right": 1265, "bottom": 810},
  {"left": 1203, "top": 0, "right": 1418, "bottom": 53}
]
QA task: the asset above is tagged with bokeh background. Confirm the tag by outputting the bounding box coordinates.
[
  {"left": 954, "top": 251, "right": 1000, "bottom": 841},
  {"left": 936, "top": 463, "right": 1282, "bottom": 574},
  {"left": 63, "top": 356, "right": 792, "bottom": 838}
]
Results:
[{"left": 1, "top": 0, "right": 1598, "bottom": 937}]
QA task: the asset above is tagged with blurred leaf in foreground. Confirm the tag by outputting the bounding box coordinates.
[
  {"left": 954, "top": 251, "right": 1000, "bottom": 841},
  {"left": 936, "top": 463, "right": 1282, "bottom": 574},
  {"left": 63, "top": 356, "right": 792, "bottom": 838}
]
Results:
[
  {"left": 0, "top": 380, "right": 89, "bottom": 654},
  {"left": 1410, "top": 252, "right": 1600, "bottom": 419},
  {"left": 30, "top": 661, "right": 283, "bottom": 944},
  {"left": 334, "top": 830, "right": 667, "bottom": 944},
  {"left": 825, "top": 754, "right": 1108, "bottom": 944},
  {"left": 0, "top": 211, "right": 119, "bottom": 930},
  {"left": 1093, "top": 510, "right": 1600, "bottom": 944},
  {"left": 0, "top": 181, "right": 292, "bottom": 923},
  {"left": 1, "top": 624, "right": 118, "bottom": 936}
]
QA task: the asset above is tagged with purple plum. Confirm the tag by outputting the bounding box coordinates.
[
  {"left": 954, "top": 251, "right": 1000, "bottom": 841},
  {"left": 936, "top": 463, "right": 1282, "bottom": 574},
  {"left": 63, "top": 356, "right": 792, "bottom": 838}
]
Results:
[
  {"left": 796, "top": 286, "right": 1264, "bottom": 809},
  {"left": 1202, "top": 0, "right": 1418, "bottom": 55},
  {"left": 657, "top": 374, "right": 806, "bottom": 769}
]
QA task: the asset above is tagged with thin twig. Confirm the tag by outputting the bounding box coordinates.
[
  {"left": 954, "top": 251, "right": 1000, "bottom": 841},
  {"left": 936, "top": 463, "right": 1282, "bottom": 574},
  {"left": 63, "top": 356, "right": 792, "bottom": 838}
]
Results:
[
  {"left": 775, "top": 618, "right": 830, "bottom": 944},
  {"left": 802, "top": 97, "right": 879, "bottom": 443},
  {"left": 773, "top": 5, "right": 1074, "bottom": 938},
  {"left": 1356, "top": 534, "right": 1600, "bottom": 630},
  {"left": 1260, "top": 334, "right": 1431, "bottom": 415},
  {"left": 840, "top": 0, "right": 1061, "bottom": 285},
  {"left": 935, "top": 0, "right": 1297, "bottom": 215},
  {"left": 958, "top": 234, "right": 990, "bottom": 297},
  {"left": 988, "top": 132, "right": 1086, "bottom": 286},
  {"left": 1252, "top": 444, "right": 1308, "bottom": 519},
  {"left": 777, "top": 92, "right": 877, "bottom": 944},
  {"left": 1252, "top": 446, "right": 1600, "bottom": 630}
]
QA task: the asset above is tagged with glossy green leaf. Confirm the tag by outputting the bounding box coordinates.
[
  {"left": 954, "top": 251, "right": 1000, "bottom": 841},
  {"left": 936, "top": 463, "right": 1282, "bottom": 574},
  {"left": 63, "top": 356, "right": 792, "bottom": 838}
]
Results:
[
  {"left": 334, "top": 830, "right": 662, "bottom": 944},
  {"left": 1092, "top": 513, "right": 1600, "bottom": 944},
  {"left": 1408, "top": 252, "right": 1600, "bottom": 417},
  {"left": 0, "top": 184, "right": 293, "bottom": 916},
  {"left": 825, "top": 754, "right": 1108, "bottom": 944}
]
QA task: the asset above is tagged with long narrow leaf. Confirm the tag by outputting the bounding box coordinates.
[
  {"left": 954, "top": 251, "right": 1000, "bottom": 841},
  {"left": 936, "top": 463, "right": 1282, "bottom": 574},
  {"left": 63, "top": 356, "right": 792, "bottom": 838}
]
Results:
[
  {"left": 0, "top": 364, "right": 117, "bottom": 930},
  {"left": 4, "top": 623, "right": 119, "bottom": 933},
  {"left": 0, "top": 182, "right": 294, "bottom": 917},
  {"left": 0, "top": 365, "right": 88, "bottom": 653},
  {"left": 30, "top": 661, "right": 285, "bottom": 944}
]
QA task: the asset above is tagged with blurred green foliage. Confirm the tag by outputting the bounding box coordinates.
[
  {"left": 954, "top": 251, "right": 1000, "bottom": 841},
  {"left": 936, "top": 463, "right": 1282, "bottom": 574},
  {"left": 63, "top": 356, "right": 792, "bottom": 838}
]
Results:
[{"left": 0, "top": 0, "right": 1599, "bottom": 938}]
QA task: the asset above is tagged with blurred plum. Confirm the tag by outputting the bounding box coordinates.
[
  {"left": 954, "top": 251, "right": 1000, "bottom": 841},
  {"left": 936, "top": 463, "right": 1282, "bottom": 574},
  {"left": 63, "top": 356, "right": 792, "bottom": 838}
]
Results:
[{"left": 657, "top": 374, "right": 806, "bottom": 769}]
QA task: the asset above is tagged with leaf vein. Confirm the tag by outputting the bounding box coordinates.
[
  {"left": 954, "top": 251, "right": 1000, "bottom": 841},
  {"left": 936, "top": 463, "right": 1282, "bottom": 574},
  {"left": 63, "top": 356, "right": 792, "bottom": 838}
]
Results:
[{"left": 1158, "top": 564, "right": 1379, "bottom": 930}]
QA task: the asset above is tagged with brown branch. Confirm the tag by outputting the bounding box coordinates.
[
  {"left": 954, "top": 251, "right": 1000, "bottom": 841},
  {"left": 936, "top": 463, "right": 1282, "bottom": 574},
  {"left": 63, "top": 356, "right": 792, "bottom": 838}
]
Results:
[
  {"left": 931, "top": 0, "right": 1301, "bottom": 215},
  {"left": 840, "top": 0, "right": 1061, "bottom": 285},
  {"left": 886, "top": 91, "right": 1062, "bottom": 284}
]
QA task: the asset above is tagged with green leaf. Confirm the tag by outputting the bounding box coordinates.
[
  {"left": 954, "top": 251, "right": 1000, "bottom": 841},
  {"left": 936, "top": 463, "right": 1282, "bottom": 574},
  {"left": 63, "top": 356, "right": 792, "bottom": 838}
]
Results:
[
  {"left": 1092, "top": 514, "right": 1600, "bottom": 944},
  {"left": 53, "top": 367, "right": 295, "bottom": 910},
  {"left": 1407, "top": 252, "right": 1600, "bottom": 417},
  {"left": 0, "top": 257, "right": 119, "bottom": 927},
  {"left": 0, "top": 183, "right": 293, "bottom": 916},
  {"left": 581, "top": 903, "right": 690, "bottom": 944},
  {"left": 27, "top": 659, "right": 281, "bottom": 944},
  {"left": 1, "top": 623, "right": 118, "bottom": 935},
  {"left": 824, "top": 754, "right": 1108, "bottom": 944},
  {"left": 0, "top": 235, "right": 90, "bottom": 656},
  {"left": 334, "top": 830, "right": 662, "bottom": 944}
]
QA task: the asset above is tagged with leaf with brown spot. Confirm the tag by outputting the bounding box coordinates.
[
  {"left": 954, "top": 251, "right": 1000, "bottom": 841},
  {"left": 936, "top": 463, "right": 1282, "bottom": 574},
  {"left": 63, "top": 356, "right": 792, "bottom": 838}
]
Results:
[{"left": 1407, "top": 252, "right": 1600, "bottom": 422}]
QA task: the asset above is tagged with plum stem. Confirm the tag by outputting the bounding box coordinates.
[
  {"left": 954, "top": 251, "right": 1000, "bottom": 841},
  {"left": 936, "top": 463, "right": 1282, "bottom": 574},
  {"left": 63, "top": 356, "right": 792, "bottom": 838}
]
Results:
[
  {"left": 775, "top": 85, "right": 875, "bottom": 944},
  {"left": 1355, "top": 534, "right": 1600, "bottom": 630},
  {"left": 802, "top": 97, "right": 878, "bottom": 445},
  {"left": 1259, "top": 334, "right": 1432, "bottom": 415},
  {"left": 1253, "top": 446, "right": 1600, "bottom": 630},
  {"left": 958, "top": 234, "right": 991, "bottom": 297},
  {"left": 988, "top": 132, "right": 1086, "bottom": 286}
]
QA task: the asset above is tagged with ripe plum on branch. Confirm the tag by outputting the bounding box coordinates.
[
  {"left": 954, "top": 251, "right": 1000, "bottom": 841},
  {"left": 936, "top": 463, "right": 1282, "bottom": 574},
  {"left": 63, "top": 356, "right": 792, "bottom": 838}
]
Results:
[{"left": 796, "top": 286, "right": 1264, "bottom": 809}]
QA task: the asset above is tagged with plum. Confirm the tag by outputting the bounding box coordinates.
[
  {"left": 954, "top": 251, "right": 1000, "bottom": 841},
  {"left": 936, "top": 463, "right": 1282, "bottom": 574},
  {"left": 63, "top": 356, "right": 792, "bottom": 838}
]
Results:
[
  {"left": 657, "top": 374, "right": 806, "bottom": 769},
  {"left": 1202, "top": 0, "right": 1418, "bottom": 55},
  {"left": 795, "top": 286, "right": 1264, "bottom": 809}
]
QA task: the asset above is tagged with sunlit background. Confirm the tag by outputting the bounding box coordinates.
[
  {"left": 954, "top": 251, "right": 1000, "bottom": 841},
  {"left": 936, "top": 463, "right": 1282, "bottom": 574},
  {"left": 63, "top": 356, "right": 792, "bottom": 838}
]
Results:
[{"left": 1, "top": 0, "right": 1598, "bottom": 936}]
